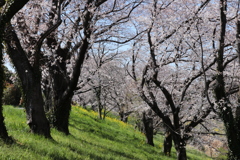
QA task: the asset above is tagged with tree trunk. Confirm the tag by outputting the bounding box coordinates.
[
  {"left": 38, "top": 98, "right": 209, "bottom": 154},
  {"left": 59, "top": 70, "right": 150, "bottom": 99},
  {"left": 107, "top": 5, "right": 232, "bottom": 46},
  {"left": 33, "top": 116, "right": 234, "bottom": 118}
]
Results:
[
  {"left": 163, "top": 129, "right": 172, "bottom": 156},
  {"left": 52, "top": 98, "right": 71, "bottom": 135},
  {"left": 172, "top": 135, "right": 187, "bottom": 160},
  {"left": 4, "top": 27, "right": 51, "bottom": 138},
  {"left": 119, "top": 111, "right": 128, "bottom": 123},
  {"left": 25, "top": 79, "right": 51, "bottom": 138},
  {"left": 0, "top": 107, "right": 10, "bottom": 141},
  {"left": 213, "top": 1, "right": 240, "bottom": 159},
  {"left": 0, "top": 63, "right": 11, "bottom": 140},
  {"left": 177, "top": 147, "right": 187, "bottom": 160},
  {"left": 0, "top": 30, "right": 10, "bottom": 141},
  {"left": 232, "top": 10, "right": 240, "bottom": 160},
  {"left": 142, "top": 112, "right": 154, "bottom": 146},
  {"left": 220, "top": 105, "right": 240, "bottom": 160},
  {"left": 94, "top": 85, "right": 103, "bottom": 120},
  {"left": 46, "top": 54, "right": 72, "bottom": 134}
]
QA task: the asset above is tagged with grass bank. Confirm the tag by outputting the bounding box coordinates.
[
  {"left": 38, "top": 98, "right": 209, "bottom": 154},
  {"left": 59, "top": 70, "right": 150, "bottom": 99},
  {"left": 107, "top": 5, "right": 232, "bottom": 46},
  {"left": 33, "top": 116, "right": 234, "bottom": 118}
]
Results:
[{"left": 1, "top": 105, "right": 211, "bottom": 160}]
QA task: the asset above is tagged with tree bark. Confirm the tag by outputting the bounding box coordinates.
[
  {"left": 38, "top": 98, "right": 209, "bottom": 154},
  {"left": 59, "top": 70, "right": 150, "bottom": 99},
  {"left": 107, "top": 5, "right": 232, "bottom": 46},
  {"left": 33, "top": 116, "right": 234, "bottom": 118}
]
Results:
[
  {"left": 0, "top": 106, "right": 9, "bottom": 141},
  {"left": 52, "top": 98, "right": 72, "bottom": 135},
  {"left": 172, "top": 135, "right": 187, "bottom": 160},
  {"left": 213, "top": 1, "right": 240, "bottom": 159},
  {"left": 119, "top": 111, "right": 128, "bottom": 123},
  {"left": 47, "top": 49, "right": 72, "bottom": 135},
  {"left": 4, "top": 27, "right": 51, "bottom": 138},
  {"left": 163, "top": 128, "right": 172, "bottom": 156},
  {"left": 25, "top": 79, "right": 51, "bottom": 138},
  {"left": 0, "top": 27, "right": 9, "bottom": 141},
  {"left": 142, "top": 112, "right": 154, "bottom": 146},
  {"left": 0, "top": 59, "right": 10, "bottom": 141},
  {"left": 0, "top": 0, "right": 30, "bottom": 141}
]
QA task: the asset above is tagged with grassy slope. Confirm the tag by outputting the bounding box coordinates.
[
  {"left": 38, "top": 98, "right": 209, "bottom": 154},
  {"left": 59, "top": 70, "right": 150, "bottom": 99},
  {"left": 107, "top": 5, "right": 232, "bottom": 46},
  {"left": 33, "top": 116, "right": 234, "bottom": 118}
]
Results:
[{"left": 0, "top": 105, "right": 211, "bottom": 160}]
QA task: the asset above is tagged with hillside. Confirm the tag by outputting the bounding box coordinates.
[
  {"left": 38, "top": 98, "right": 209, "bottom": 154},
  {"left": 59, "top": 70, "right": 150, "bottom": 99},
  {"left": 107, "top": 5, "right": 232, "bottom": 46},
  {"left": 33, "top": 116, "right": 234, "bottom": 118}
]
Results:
[{"left": 0, "top": 105, "right": 211, "bottom": 160}]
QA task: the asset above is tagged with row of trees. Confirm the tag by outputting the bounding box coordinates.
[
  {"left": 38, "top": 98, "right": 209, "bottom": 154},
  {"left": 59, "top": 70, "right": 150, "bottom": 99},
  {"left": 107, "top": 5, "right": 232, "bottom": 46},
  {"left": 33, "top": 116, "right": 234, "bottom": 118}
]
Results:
[{"left": 1, "top": 0, "right": 240, "bottom": 159}]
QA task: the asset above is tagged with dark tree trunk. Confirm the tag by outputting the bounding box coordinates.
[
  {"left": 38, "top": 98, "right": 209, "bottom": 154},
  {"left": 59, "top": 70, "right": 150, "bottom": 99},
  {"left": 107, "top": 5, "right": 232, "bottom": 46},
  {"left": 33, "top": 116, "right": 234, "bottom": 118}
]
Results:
[
  {"left": 44, "top": 45, "right": 72, "bottom": 135},
  {"left": 177, "top": 147, "right": 187, "bottom": 160},
  {"left": 233, "top": 10, "right": 240, "bottom": 160},
  {"left": 220, "top": 105, "right": 240, "bottom": 160},
  {"left": 4, "top": 27, "right": 51, "bottom": 138},
  {"left": 0, "top": 62, "right": 11, "bottom": 141},
  {"left": 52, "top": 98, "right": 72, "bottom": 135},
  {"left": 119, "top": 111, "right": 128, "bottom": 123},
  {"left": 142, "top": 112, "right": 154, "bottom": 146},
  {"left": 0, "top": 106, "right": 9, "bottom": 141},
  {"left": 172, "top": 135, "right": 187, "bottom": 160},
  {"left": 119, "top": 111, "right": 132, "bottom": 123},
  {"left": 0, "top": 0, "right": 30, "bottom": 141},
  {"left": 213, "top": 1, "right": 240, "bottom": 159},
  {"left": 95, "top": 86, "right": 103, "bottom": 120},
  {"left": 0, "top": 30, "right": 10, "bottom": 141},
  {"left": 25, "top": 80, "right": 51, "bottom": 138},
  {"left": 163, "top": 129, "right": 172, "bottom": 156}
]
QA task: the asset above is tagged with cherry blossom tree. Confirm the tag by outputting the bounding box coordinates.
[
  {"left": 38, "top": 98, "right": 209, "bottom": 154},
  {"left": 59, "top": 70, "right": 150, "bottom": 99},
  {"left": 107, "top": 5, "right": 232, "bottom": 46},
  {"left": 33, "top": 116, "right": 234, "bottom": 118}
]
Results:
[
  {"left": 42, "top": 0, "right": 144, "bottom": 134},
  {"left": 127, "top": 0, "right": 238, "bottom": 159},
  {"left": 73, "top": 42, "right": 140, "bottom": 121},
  {"left": 3, "top": 0, "right": 64, "bottom": 138},
  {"left": 5, "top": 0, "right": 144, "bottom": 135},
  {"left": 0, "top": 0, "right": 30, "bottom": 141},
  {"left": 210, "top": 0, "right": 240, "bottom": 159}
]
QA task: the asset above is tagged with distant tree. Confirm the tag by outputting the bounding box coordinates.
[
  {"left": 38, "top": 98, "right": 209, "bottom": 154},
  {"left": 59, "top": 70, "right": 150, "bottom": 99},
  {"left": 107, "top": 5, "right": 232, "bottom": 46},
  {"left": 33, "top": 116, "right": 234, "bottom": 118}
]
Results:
[
  {"left": 3, "top": 84, "right": 21, "bottom": 106},
  {"left": 3, "top": 65, "right": 12, "bottom": 85},
  {"left": 2, "top": 66, "right": 22, "bottom": 106},
  {"left": 75, "top": 51, "right": 138, "bottom": 121}
]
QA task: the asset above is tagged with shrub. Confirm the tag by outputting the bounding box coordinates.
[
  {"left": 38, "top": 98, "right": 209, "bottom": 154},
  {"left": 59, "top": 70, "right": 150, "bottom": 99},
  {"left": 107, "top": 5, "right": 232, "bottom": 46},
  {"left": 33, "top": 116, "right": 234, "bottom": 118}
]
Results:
[{"left": 3, "top": 84, "right": 22, "bottom": 106}]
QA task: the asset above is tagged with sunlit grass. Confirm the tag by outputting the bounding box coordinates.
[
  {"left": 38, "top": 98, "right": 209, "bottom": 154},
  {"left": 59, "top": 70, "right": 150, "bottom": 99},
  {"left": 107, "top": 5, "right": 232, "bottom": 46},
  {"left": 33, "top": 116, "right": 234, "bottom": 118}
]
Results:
[{"left": 0, "top": 105, "right": 211, "bottom": 160}]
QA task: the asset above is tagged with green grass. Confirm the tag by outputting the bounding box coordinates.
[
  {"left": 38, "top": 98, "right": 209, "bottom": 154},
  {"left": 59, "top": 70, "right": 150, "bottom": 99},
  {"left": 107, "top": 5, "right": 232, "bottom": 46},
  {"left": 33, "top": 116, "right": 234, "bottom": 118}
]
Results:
[{"left": 0, "top": 105, "right": 212, "bottom": 160}]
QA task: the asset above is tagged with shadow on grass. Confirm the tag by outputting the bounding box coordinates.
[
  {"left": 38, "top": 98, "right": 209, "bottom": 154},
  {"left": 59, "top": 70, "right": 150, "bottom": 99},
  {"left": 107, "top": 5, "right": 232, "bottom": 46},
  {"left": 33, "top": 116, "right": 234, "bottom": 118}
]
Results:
[{"left": 66, "top": 130, "right": 169, "bottom": 160}]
